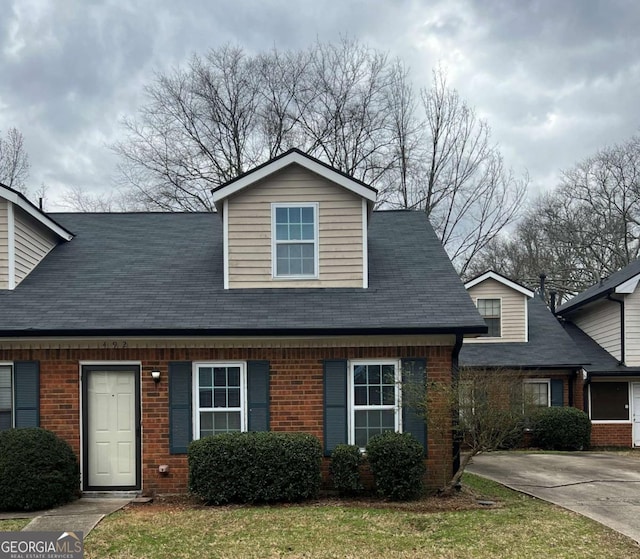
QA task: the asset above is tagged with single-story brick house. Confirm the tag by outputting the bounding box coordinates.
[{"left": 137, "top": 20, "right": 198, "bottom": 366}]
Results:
[{"left": 0, "top": 149, "right": 486, "bottom": 495}]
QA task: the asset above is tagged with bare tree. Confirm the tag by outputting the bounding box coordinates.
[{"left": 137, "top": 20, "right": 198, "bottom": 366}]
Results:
[
  {"left": 472, "top": 134, "right": 640, "bottom": 300},
  {"left": 0, "top": 128, "right": 30, "bottom": 194},
  {"left": 58, "top": 185, "right": 146, "bottom": 212},
  {"left": 114, "top": 42, "right": 527, "bottom": 272},
  {"left": 406, "top": 366, "right": 539, "bottom": 494}
]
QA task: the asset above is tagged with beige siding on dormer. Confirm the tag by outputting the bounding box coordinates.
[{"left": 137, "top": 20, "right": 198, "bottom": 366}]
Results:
[
  {"left": 465, "top": 278, "right": 528, "bottom": 343},
  {"left": 13, "top": 206, "right": 58, "bottom": 286},
  {"left": 0, "top": 200, "right": 7, "bottom": 289},
  {"left": 226, "top": 164, "right": 363, "bottom": 288},
  {"left": 571, "top": 299, "right": 621, "bottom": 361},
  {"left": 624, "top": 288, "right": 640, "bottom": 366}
]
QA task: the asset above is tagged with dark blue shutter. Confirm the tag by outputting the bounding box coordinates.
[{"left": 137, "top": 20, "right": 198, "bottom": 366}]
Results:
[
  {"left": 169, "top": 361, "right": 192, "bottom": 454},
  {"left": 247, "top": 360, "right": 270, "bottom": 432},
  {"left": 14, "top": 361, "right": 40, "bottom": 428},
  {"left": 323, "top": 359, "right": 348, "bottom": 456},
  {"left": 402, "top": 358, "right": 427, "bottom": 452},
  {"left": 551, "top": 379, "right": 564, "bottom": 407}
]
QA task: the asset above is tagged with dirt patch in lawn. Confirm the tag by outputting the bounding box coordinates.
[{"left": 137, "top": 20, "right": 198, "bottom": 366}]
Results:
[{"left": 127, "top": 487, "right": 493, "bottom": 515}]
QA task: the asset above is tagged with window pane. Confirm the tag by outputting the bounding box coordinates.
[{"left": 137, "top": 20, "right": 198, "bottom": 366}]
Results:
[
  {"left": 524, "top": 382, "right": 548, "bottom": 407},
  {"left": 228, "top": 367, "right": 240, "bottom": 387},
  {"left": 289, "top": 207, "right": 301, "bottom": 224},
  {"left": 200, "top": 412, "right": 214, "bottom": 438},
  {"left": 301, "top": 244, "right": 314, "bottom": 257},
  {"left": 368, "top": 386, "right": 381, "bottom": 406},
  {"left": 302, "top": 224, "right": 314, "bottom": 240},
  {"left": 290, "top": 256, "right": 302, "bottom": 275},
  {"left": 289, "top": 224, "right": 302, "bottom": 240},
  {"left": 302, "top": 258, "right": 314, "bottom": 275},
  {"left": 368, "top": 365, "right": 381, "bottom": 384},
  {"left": 199, "top": 389, "right": 212, "bottom": 408},
  {"left": 354, "top": 386, "right": 367, "bottom": 406},
  {"left": 213, "top": 388, "right": 226, "bottom": 408},
  {"left": 199, "top": 368, "right": 212, "bottom": 387},
  {"left": 301, "top": 206, "right": 314, "bottom": 223},
  {"left": 382, "top": 365, "right": 395, "bottom": 384},
  {"left": 228, "top": 387, "right": 240, "bottom": 407},
  {"left": 213, "top": 368, "right": 226, "bottom": 386},
  {"left": 0, "top": 411, "right": 11, "bottom": 431},
  {"left": 382, "top": 386, "right": 395, "bottom": 405},
  {"left": 354, "top": 366, "right": 366, "bottom": 384},
  {"left": 591, "top": 382, "right": 629, "bottom": 420},
  {"left": 380, "top": 410, "right": 395, "bottom": 429},
  {"left": 275, "top": 207, "right": 288, "bottom": 224},
  {"left": 276, "top": 224, "right": 288, "bottom": 240}
]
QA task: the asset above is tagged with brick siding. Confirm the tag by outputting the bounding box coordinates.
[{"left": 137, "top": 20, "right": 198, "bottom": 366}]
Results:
[{"left": 0, "top": 344, "right": 454, "bottom": 495}]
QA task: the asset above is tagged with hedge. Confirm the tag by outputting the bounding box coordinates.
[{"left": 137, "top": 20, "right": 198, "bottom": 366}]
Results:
[{"left": 188, "top": 432, "right": 322, "bottom": 504}]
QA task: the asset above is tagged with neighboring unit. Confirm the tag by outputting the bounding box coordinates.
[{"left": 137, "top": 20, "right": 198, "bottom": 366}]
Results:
[
  {"left": 0, "top": 149, "right": 486, "bottom": 495},
  {"left": 461, "top": 270, "right": 586, "bottom": 412},
  {"left": 557, "top": 260, "right": 640, "bottom": 447}
]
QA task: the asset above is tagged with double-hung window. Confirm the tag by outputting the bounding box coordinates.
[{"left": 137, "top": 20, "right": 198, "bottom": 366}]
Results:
[
  {"left": 0, "top": 365, "right": 12, "bottom": 431},
  {"left": 272, "top": 203, "right": 318, "bottom": 278},
  {"left": 477, "top": 298, "right": 501, "bottom": 337},
  {"left": 523, "top": 379, "right": 550, "bottom": 408},
  {"left": 350, "top": 361, "right": 401, "bottom": 448},
  {"left": 195, "top": 363, "right": 246, "bottom": 438}
]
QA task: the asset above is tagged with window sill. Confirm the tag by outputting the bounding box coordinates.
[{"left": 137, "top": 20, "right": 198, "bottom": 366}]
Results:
[{"left": 590, "top": 420, "right": 631, "bottom": 424}]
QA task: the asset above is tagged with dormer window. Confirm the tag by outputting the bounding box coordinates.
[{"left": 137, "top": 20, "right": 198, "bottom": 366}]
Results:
[
  {"left": 272, "top": 203, "right": 318, "bottom": 278},
  {"left": 477, "top": 298, "right": 501, "bottom": 337}
]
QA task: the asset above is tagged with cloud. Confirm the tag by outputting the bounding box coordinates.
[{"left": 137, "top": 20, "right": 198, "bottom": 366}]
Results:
[{"left": 0, "top": 0, "right": 639, "bottom": 208}]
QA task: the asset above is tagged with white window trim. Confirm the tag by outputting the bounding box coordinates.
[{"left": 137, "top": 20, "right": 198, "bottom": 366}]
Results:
[
  {"left": 193, "top": 361, "right": 247, "bottom": 439},
  {"left": 271, "top": 202, "right": 319, "bottom": 280},
  {"left": 0, "top": 362, "right": 14, "bottom": 429},
  {"left": 476, "top": 297, "right": 503, "bottom": 339},
  {"left": 523, "top": 379, "right": 551, "bottom": 407},
  {"left": 588, "top": 381, "right": 631, "bottom": 422},
  {"left": 347, "top": 359, "right": 402, "bottom": 448}
]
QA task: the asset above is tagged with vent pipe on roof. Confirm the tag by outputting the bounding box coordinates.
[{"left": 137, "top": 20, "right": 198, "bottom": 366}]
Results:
[
  {"left": 39, "top": 197, "right": 43, "bottom": 211},
  {"left": 539, "top": 273, "right": 547, "bottom": 300},
  {"left": 550, "top": 291, "right": 557, "bottom": 314}
]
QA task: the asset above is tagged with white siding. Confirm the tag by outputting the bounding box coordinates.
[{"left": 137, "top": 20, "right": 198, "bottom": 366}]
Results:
[
  {"left": 624, "top": 288, "right": 640, "bottom": 366},
  {"left": 0, "top": 200, "right": 7, "bottom": 289},
  {"left": 226, "top": 164, "right": 364, "bottom": 288},
  {"left": 572, "top": 299, "right": 622, "bottom": 361},
  {"left": 465, "top": 278, "right": 528, "bottom": 343},
  {"left": 13, "top": 206, "right": 57, "bottom": 286}
]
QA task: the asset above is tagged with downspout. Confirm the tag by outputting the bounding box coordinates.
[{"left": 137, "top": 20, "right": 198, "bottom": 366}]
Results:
[
  {"left": 451, "top": 333, "right": 464, "bottom": 482},
  {"left": 606, "top": 294, "right": 625, "bottom": 365}
]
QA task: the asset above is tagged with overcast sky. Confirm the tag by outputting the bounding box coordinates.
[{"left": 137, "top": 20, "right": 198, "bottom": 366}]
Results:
[{"left": 1, "top": 0, "right": 639, "bottom": 210}]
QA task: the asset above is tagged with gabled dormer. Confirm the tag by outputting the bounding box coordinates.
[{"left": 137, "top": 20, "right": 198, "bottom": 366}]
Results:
[
  {"left": 464, "top": 270, "right": 534, "bottom": 343},
  {"left": 211, "top": 149, "right": 377, "bottom": 289},
  {"left": 0, "top": 184, "right": 73, "bottom": 290}
]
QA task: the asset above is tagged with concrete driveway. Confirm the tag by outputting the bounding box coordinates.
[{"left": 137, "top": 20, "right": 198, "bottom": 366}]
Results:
[{"left": 467, "top": 452, "right": 640, "bottom": 544}]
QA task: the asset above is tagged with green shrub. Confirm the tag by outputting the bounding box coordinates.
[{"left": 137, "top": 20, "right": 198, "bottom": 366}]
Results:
[
  {"left": 188, "top": 432, "right": 322, "bottom": 504},
  {"left": 532, "top": 407, "right": 591, "bottom": 450},
  {"left": 0, "top": 428, "right": 79, "bottom": 511},
  {"left": 330, "top": 444, "right": 363, "bottom": 496},
  {"left": 366, "top": 432, "right": 425, "bottom": 501}
]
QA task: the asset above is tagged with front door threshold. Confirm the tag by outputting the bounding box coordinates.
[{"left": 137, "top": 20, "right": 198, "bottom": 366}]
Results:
[{"left": 82, "top": 490, "right": 141, "bottom": 499}]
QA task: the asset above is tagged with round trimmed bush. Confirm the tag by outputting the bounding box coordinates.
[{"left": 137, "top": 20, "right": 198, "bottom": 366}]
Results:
[
  {"left": 532, "top": 407, "right": 591, "bottom": 450},
  {"left": 330, "top": 444, "right": 363, "bottom": 496},
  {"left": 0, "top": 428, "right": 79, "bottom": 511},
  {"left": 188, "top": 432, "right": 322, "bottom": 504},
  {"left": 366, "top": 432, "right": 425, "bottom": 501}
]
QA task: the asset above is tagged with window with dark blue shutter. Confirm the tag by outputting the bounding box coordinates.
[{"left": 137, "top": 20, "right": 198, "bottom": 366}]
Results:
[
  {"left": 169, "top": 361, "right": 192, "bottom": 454},
  {"left": 14, "top": 361, "right": 39, "bottom": 428},
  {"left": 551, "top": 379, "right": 564, "bottom": 407},
  {"left": 401, "top": 358, "right": 427, "bottom": 451},
  {"left": 323, "top": 359, "right": 348, "bottom": 456},
  {"left": 247, "top": 360, "right": 270, "bottom": 432}
]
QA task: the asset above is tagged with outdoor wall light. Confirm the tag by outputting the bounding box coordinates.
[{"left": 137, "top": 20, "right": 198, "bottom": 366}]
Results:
[{"left": 151, "top": 370, "right": 161, "bottom": 383}]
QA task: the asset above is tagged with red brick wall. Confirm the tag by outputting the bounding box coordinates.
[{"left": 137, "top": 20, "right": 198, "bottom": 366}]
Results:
[
  {"left": 0, "top": 344, "right": 453, "bottom": 495},
  {"left": 591, "top": 423, "right": 632, "bottom": 447}
]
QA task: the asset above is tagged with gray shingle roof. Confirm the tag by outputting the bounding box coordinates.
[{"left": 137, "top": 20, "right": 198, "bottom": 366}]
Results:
[
  {"left": 459, "top": 296, "right": 586, "bottom": 369},
  {"left": 0, "top": 210, "right": 486, "bottom": 336},
  {"left": 561, "top": 322, "right": 640, "bottom": 375},
  {"left": 557, "top": 259, "right": 640, "bottom": 314}
]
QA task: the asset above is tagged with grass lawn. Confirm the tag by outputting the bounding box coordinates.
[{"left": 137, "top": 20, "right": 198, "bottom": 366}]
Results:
[
  {"left": 79, "top": 474, "right": 639, "bottom": 559},
  {"left": 0, "top": 518, "right": 30, "bottom": 531}
]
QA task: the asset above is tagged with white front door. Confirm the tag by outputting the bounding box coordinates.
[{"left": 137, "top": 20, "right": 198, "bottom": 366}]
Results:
[
  {"left": 84, "top": 367, "right": 140, "bottom": 490},
  {"left": 632, "top": 383, "right": 640, "bottom": 447}
]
